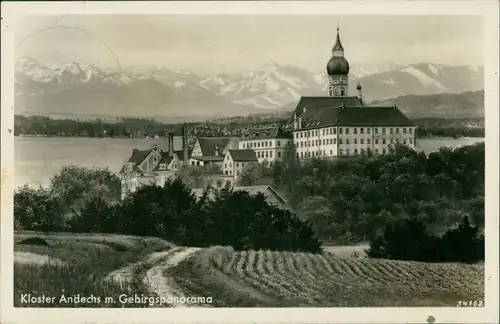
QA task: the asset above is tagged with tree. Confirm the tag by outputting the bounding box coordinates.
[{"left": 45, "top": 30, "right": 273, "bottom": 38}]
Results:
[
  {"left": 49, "top": 165, "right": 121, "bottom": 216},
  {"left": 178, "top": 165, "right": 206, "bottom": 188},
  {"left": 239, "top": 162, "right": 261, "bottom": 186},
  {"left": 67, "top": 196, "right": 116, "bottom": 233},
  {"left": 14, "top": 185, "right": 64, "bottom": 232}
]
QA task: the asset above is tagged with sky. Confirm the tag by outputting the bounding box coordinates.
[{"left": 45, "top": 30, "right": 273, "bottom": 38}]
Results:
[{"left": 14, "top": 14, "right": 484, "bottom": 75}]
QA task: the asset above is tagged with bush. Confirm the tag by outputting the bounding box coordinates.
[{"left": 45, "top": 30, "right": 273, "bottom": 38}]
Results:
[{"left": 367, "top": 216, "right": 484, "bottom": 263}]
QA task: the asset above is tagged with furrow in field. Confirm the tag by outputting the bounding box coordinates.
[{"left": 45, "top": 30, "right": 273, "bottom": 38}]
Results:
[{"left": 266, "top": 250, "right": 304, "bottom": 296}]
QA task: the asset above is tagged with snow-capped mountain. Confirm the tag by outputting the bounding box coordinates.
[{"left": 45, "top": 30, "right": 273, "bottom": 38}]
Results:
[{"left": 14, "top": 57, "right": 484, "bottom": 118}]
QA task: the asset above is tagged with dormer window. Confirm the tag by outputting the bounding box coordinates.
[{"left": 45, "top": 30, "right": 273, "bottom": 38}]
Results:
[
  {"left": 160, "top": 163, "right": 166, "bottom": 170},
  {"left": 125, "top": 163, "right": 133, "bottom": 172}
]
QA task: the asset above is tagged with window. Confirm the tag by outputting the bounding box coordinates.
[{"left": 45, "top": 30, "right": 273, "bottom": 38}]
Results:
[
  {"left": 236, "top": 163, "right": 239, "bottom": 167},
  {"left": 346, "top": 128, "right": 350, "bottom": 134},
  {"left": 277, "top": 141, "right": 281, "bottom": 147},
  {"left": 409, "top": 138, "right": 413, "bottom": 144},
  {"left": 339, "top": 138, "right": 343, "bottom": 144},
  {"left": 354, "top": 139, "right": 357, "bottom": 144},
  {"left": 360, "top": 128, "right": 364, "bottom": 134},
  {"left": 300, "top": 132, "right": 303, "bottom": 138},
  {"left": 330, "top": 149, "right": 333, "bottom": 155},
  {"left": 315, "top": 130, "right": 318, "bottom": 136},
  {"left": 242, "top": 143, "right": 246, "bottom": 148},
  {"left": 334, "top": 138, "right": 337, "bottom": 145},
  {"left": 339, "top": 128, "right": 343, "bottom": 134},
  {"left": 339, "top": 149, "right": 344, "bottom": 155},
  {"left": 396, "top": 128, "right": 400, "bottom": 134},
  {"left": 409, "top": 128, "right": 413, "bottom": 134},
  {"left": 403, "top": 139, "right": 407, "bottom": 144},
  {"left": 300, "top": 152, "right": 304, "bottom": 158},
  {"left": 390, "top": 128, "right": 393, "bottom": 134},
  {"left": 270, "top": 151, "right": 273, "bottom": 158},
  {"left": 236, "top": 170, "right": 239, "bottom": 175},
  {"left": 367, "top": 128, "right": 371, "bottom": 134},
  {"left": 354, "top": 149, "right": 358, "bottom": 155},
  {"left": 265, "top": 151, "right": 269, "bottom": 158},
  {"left": 382, "top": 128, "right": 386, "bottom": 134},
  {"left": 307, "top": 131, "right": 310, "bottom": 137},
  {"left": 333, "top": 128, "right": 337, "bottom": 135},
  {"left": 375, "top": 149, "right": 379, "bottom": 154},
  {"left": 375, "top": 128, "right": 378, "bottom": 134},
  {"left": 360, "top": 139, "right": 364, "bottom": 144},
  {"left": 375, "top": 139, "right": 379, "bottom": 144},
  {"left": 346, "top": 149, "right": 350, "bottom": 155},
  {"left": 278, "top": 152, "right": 281, "bottom": 158},
  {"left": 323, "top": 139, "right": 326, "bottom": 145},
  {"left": 225, "top": 170, "right": 228, "bottom": 175},
  {"left": 403, "top": 128, "right": 407, "bottom": 134},
  {"left": 382, "top": 149, "right": 387, "bottom": 154},
  {"left": 229, "top": 163, "right": 232, "bottom": 168},
  {"left": 396, "top": 138, "right": 400, "bottom": 143},
  {"left": 367, "top": 139, "right": 371, "bottom": 144},
  {"left": 300, "top": 142, "right": 304, "bottom": 148},
  {"left": 216, "top": 180, "right": 222, "bottom": 188},
  {"left": 316, "top": 140, "right": 319, "bottom": 146},
  {"left": 346, "top": 139, "right": 350, "bottom": 144},
  {"left": 257, "top": 152, "right": 261, "bottom": 158},
  {"left": 354, "top": 128, "right": 358, "bottom": 134},
  {"left": 322, "top": 129, "right": 325, "bottom": 135},
  {"left": 390, "top": 138, "right": 394, "bottom": 144},
  {"left": 382, "top": 139, "right": 386, "bottom": 144}
]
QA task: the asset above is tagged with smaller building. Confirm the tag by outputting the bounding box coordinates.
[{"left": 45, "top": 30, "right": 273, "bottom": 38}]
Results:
[
  {"left": 189, "top": 136, "right": 239, "bottom": 168},
  {"left": 191, "top": 185, "right": 288, "bottom": 209},
  {"left": 223, "top": 149, "right": 259, "bottom": 181},
  {"left": 238, "top": 127, "right": 293, "bottom": 164}
]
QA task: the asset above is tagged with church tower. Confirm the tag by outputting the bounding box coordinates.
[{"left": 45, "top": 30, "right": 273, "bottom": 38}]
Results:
[{"left": 326, "top": 24, "right": 350, "bottom": 97}]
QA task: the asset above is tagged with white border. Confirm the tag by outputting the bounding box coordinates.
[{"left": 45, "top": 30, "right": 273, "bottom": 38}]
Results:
[{"left": 1, "top": 1, "right": 499, "bottom": 324}]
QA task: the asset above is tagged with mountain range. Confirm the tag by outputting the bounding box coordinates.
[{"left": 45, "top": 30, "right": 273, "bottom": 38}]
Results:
[{"left": 14, "top": 57, "right": 484, "bottom": 120}]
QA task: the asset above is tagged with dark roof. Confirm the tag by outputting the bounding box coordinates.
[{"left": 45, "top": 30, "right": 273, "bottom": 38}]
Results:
[
  {"left": 240, "top": 126, "right": 292, "bottom": 140},
  {"left": 153, "top": 152, "right": 175, "bottom": 170},
  {"left": 174, "top": 149, "right": 192, "bottom": 158},
  {"left": 336, "top": 106, "right": 414, "bottom": 126},
  {"left": 332, "top": 27, "right": 344, "bottom": 51},
  {"left": 292, "top": 105, "right": 414, "bottom": 129},
  {"left": 190, "top": 156, "right": 224, "bottom": 162},
  {"left": 327, "top": 56, "right": 349, "bottom": 75},
  {"left": 292, "top": 96, "right": 364, "bottom": 117},
  {"left": 191, "top": 185, "right": 287, "bottom": 204},
  {"left": 197, "top": 137, "right": 238, "bottom": 156},
  {"left": 227, "top": 149, "right": 258, "bottom": 162},
  {"left": 120, "top": 149, "right": 151, "bottom": 173}
]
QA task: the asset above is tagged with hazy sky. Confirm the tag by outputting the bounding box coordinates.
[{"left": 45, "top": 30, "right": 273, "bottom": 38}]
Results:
[{"left": 15, "top": 15, "right": 484, "bottom": 75}]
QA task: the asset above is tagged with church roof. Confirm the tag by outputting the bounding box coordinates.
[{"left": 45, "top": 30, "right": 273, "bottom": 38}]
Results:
[
  {"left": 293, "top": 96, "right": 364, "bottom": 117},
  {"left": 295, "top": 105, "right": 415, "bottom": 129}
]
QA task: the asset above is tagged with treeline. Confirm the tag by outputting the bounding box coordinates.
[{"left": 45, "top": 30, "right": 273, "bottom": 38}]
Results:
[
  {"left": 272, "top": 142, "right": 484, "bottom": 261},
  {"left": 15, "top": 115, "right": 484, "bottom": 139},
  {"left": 14, "top": 167, "right": 322, "bottom": 253}
]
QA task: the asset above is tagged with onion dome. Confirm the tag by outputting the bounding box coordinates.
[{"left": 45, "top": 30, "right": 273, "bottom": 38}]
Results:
[
  {"left": 327, "top": 56, "right": 350, "bottom": 75},
  {"left": 326, "top": 24, "right": 350, "bottom": 75}
]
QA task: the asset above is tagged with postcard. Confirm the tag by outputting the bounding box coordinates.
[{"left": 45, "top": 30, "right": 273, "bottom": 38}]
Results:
[{"left": 1, "top": 1, "right": 498, "bottom": 323}]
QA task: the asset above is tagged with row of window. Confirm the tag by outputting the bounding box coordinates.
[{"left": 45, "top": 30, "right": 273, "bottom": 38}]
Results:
[
  {"left": 296, "top": 137, "right": 414, "bottom": 148},
  {"left": 295, "top": 127, "right": 414, "bottom": 138},
  {"left": 298, "top": 147, "right": 392, "bottom": 159},
  {"left": 241, "top": 139, "right": 291, "bottom": 149}
]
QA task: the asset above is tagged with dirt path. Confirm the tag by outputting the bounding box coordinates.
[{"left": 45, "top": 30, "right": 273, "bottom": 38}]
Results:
[
  {"left": 107, "top": 247, "right": 202, "bottom": 307},
  {"left": 144, "top": 247, "right": 201, "bottom": 307}
]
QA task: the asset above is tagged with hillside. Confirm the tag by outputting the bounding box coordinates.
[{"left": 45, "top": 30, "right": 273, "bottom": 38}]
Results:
[
  {"left": 371, "top": 90, "right": 484, "bottom": 118},
  {"left": 14, "top": 232, "right": 484, "bottom": 308},
  {"left": 15, "top": 57, "right": 483, "bottom": 118}
]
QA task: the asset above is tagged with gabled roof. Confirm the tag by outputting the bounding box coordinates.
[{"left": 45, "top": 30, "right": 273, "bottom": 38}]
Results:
[
  {"left": 190, "top": 185, "right": 287, "bottom": 204},
  {"left": 197, "top": 137, "right": 239, "bottom": 156},
  {"left": 120, "top": 149, "right": 151, "bottom": 173},
  {"left": 227, "top": 149, "right": 258, "bottom": 162},
  {"left": 240, "top": 126, "right": 292, "bottom": 140},
  {"left": 292, "top": 96, "right": 364, "bottom": 118},
  {"left": 153, "top": 152, "right": 176, "bottom": 171}
]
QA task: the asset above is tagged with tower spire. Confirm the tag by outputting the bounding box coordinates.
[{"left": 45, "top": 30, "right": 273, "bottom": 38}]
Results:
[{"left": 332, "top": 22, "right": 344, "bottom": 57}]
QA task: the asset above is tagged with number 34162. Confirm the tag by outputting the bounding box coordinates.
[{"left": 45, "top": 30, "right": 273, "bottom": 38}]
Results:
[{"left": 457, "top": 300, "right": 484, "bottom": 307}]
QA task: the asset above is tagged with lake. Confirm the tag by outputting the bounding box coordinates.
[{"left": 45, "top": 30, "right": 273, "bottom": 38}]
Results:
[{"left": 13, "top": 136, "right": 484, "bottom": 188}]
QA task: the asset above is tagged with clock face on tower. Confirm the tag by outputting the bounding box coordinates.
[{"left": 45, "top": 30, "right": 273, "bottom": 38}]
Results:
[{"left": 333, "top": 50, "right": 343, "bottom": 57}]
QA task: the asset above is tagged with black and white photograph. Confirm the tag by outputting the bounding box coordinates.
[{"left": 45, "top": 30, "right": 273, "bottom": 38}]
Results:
[{"left": 1, "top": 1, "right": 499, "bottom": 323}]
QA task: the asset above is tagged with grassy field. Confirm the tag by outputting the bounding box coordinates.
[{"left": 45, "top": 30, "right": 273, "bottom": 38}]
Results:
[
  {"left": 14, "top": 232, "right": 484, "bottom": 307},
  {"left": 13, "top": 231, "right": 175, "bottom": 308},
  {"left": 169, "top": 246, "right": 484, "bottom": 307}
]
